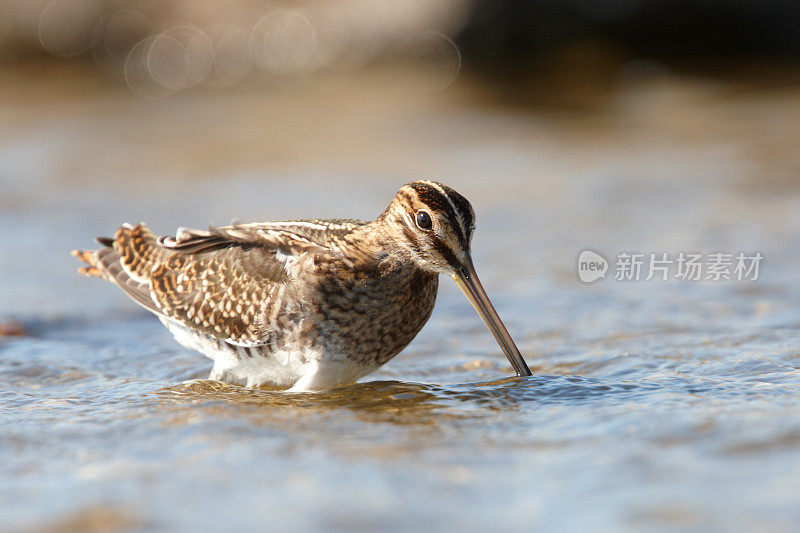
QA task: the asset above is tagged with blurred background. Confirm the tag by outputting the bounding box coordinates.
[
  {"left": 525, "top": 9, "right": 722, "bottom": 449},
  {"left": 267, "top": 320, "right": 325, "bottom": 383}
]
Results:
[
  {"left": 2, "top": 0, "right": 799, "bottom": 191},
  {"left": 3, "top": 1, "right": 800, "bottom": 532}
]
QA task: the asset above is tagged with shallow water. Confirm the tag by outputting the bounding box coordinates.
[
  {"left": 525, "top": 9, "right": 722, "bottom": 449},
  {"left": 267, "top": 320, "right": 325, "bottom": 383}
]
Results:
[{"left": 3, "top": 71, "right": 800, "bottom": 531}]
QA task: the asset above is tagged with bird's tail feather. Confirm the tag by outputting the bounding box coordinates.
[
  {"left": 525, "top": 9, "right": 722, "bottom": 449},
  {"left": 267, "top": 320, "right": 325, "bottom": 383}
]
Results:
[{"left": 71, "top": 224, "right": 165, "bottom": 313}]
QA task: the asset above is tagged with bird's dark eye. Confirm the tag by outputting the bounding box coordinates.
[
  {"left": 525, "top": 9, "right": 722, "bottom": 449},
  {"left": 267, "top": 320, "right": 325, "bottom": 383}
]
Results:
[{"left": 415, "top": 210, "right": 432, "bottom": 230}]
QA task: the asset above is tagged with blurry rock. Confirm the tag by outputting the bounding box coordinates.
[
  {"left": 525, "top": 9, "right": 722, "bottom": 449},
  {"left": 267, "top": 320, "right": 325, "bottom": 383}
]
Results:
[
  {"left": 457, "top": 0, "right": 800, "bottom": 75},
  {"left": 0, "top": 320, "right": 27, "bottom": 337}
]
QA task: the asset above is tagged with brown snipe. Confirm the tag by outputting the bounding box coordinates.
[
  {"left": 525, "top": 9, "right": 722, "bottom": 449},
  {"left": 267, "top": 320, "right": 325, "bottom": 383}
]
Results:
[{"left": 73, "top": 180, "right": 532, "bottom": 391}]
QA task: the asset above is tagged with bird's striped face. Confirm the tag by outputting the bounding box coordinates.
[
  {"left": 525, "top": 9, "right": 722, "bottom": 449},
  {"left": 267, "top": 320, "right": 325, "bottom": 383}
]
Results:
[
  {"left": 384, "top": 179, "right": 532, "bottom": 377},
  {"left": 389, "top": 179, "right": 476, "bottom": 274}
]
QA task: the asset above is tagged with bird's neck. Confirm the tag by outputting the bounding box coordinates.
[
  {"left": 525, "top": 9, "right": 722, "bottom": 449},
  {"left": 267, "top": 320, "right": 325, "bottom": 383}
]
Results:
[{"left": 329, "top": 217, "right": 429, "bottom": 282}]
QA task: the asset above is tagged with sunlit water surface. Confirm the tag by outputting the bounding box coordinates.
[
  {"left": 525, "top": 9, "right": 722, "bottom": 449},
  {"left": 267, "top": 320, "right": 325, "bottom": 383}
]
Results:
[{"left": 3, "top": 74, "right": 800, "bottom": 531}]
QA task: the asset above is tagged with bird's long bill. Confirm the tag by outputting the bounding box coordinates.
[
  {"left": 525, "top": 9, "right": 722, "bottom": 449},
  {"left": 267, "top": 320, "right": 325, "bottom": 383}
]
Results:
[{"left": 452, "top": 257, "right": 533, "bottom": 377}]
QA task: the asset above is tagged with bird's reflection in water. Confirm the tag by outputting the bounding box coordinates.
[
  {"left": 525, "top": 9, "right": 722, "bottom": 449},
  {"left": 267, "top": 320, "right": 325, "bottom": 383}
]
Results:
[{"left": 155, "top": 373, "right": 669, "bottom": 429}]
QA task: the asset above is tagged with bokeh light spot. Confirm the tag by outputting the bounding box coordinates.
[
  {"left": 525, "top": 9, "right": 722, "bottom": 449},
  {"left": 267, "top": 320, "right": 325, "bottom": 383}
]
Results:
[
  {"left": 94, "top": 9, "right": 155, "bottom": 74},
  {"left": 209, "top": 24, "right": 253, "bottom": 86},
  {"left": 162, "top": 26, "right": 214, "bottom": 89},
  {"left": 401, "top": 31, "right": 462, "bottom": 93},
  {"left": 147, "top": 34, "right": 190, "bottom": 91},
  {"left": 250, "top": 9, "right": 319, "bottom": 77},
  {"left": 38, "top": 0, "right": 101, "bottom": 57},
  {"left": 125, "top": 35, "right": 187, "bottom": 99}
]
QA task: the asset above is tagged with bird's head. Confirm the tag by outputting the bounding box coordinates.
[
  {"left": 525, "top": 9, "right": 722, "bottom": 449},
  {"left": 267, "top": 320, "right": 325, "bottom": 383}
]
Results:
[
  {"left": 380, "top": 179, "right": 532, "bottom": 377},
  {"left": 382, "top": 180, "right": 475, "bottom": 275}
]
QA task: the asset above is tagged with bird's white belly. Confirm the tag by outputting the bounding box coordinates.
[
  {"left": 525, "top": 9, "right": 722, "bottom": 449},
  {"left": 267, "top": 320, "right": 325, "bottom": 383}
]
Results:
[{"left": 161, "top": 318, "right": 376, "bottom": 391}]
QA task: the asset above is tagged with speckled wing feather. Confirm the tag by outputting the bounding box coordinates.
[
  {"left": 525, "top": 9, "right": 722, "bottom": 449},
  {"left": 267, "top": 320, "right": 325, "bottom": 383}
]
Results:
[{"left": 76, "top": 221, "right": 360, "bottom": 347}]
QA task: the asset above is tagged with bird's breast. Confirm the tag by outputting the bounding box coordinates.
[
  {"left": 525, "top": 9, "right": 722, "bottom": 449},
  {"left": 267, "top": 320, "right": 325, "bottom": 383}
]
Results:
[{"left": 305, "top": 259, "right": 439, "bottom": 366}]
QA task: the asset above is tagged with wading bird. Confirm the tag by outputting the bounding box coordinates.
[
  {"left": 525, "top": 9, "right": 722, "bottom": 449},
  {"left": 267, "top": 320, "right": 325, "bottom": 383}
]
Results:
[{"left": 73, "top": 180, "right": 532, "bottom": 391}]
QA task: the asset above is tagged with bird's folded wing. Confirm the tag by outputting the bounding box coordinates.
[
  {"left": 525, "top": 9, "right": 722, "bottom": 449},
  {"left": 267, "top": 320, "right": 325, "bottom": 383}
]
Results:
[{"left": 96, "top": 223, "right": 328, "bottom": 346}]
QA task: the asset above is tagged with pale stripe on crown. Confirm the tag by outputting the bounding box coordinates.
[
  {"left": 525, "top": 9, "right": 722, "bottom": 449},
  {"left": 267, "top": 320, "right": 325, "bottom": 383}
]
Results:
[{"left": 417, "top": 179, "right": 467, "bottom": 241}]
